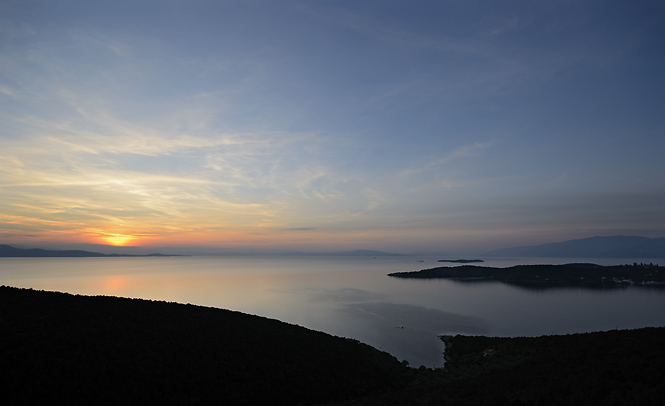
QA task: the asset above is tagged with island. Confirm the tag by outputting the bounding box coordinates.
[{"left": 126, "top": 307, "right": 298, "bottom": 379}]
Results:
[{"left": 388, "top": 262, "right": 665, "bottom": 288}]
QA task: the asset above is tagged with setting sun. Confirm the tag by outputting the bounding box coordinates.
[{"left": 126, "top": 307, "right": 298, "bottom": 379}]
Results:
[{"left": 103, "top": 235, "right": 134, "bottom": 246}]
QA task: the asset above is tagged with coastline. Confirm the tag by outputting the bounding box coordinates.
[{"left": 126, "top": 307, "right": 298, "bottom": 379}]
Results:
[{"left": 388, "top": 262, "right": 665, "bottom": 289}]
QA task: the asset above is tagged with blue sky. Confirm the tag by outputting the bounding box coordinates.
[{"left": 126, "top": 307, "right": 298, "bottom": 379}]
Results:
[{"left": 1, "top": 0, "right": 663, "bottom": 253}]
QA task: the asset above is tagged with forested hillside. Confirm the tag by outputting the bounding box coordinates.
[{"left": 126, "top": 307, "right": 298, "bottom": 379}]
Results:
[{"left": 0, "top": 286, "right": 409, "bottom": 405}]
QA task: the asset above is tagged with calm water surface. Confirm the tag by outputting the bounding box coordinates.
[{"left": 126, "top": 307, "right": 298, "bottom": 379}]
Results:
[{"left": 2, "top": 255, "right": 664, "bottom": 368}]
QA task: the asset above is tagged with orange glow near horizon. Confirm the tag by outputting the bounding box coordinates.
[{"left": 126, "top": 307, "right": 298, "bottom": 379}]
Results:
[{"left": 102, "top": 234, "right": 135, "bottom": 246}]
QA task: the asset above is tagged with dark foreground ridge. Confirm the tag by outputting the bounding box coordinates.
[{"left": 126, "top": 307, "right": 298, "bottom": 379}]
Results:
[
  {"left": 388, "top": 263, "right": 665, "bottom": 289},
  {"left": 1, "top": 286, "right": 409, "bottom": 405},
  {"left": 3, "top": 286, "right": 665, "bottom": 405},
  {"left": 338, "top": 328, "right": 665, "bottom": 405},
  {"left": 0, "top": 244, "right": 186, "bottom": 257}
]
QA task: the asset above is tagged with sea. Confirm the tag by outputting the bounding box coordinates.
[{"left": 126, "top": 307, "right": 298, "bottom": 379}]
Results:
[{"left": 2, "top": 255, "right": 664, "bottom": 368}]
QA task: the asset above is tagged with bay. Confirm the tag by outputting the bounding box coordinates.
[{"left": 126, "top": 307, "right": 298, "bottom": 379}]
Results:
[{"left": 1, "top": 255, "right": 664, "bottom": 368}]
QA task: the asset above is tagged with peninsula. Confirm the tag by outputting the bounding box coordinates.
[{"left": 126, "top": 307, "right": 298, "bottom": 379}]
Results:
[{"left": 388, "top": 263, "right": 665, "bottom": 288}]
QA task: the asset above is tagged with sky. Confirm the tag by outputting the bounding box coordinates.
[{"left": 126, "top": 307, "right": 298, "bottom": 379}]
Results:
[{"left": 1, "top": 0, "right": 664, "bottom": 254}]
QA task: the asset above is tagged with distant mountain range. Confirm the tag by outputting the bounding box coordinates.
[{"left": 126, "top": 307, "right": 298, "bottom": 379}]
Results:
[
  {"left": 276, "top": 249, "right": 406, "bottom": 257},
  {"left": 4, "top": 237, "right": 664, "bottom": 258},
  {"left": 0, "top": 245, "right": 183, "bottom": 258},
  {"left": 486, "top": 236, "right": 665, "bottom": 258},
  {"left": 0, "top": 244, "right": 403, "bottom": 258}
]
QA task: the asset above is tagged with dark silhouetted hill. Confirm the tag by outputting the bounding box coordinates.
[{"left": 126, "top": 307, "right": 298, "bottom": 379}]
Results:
[
  {"left": 331, "top": 328, "right": 665, "bottom": 405},
  {"left": 388, "top": 262, "right": 665, "bottom": 289},
  {"left": 0, "top": 286, "right": 409, "bottom": 405},
  {"left": 486, "top": 236, "right": 665, "bottom": 258}
]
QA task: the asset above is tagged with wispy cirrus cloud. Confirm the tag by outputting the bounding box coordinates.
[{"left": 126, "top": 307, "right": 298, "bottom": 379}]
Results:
[
  {"left": 401, "top": 141, "right": 492, "bottom": 179},
  {"left": 0, "top": 93, "right": 364, "bottom": 245}
]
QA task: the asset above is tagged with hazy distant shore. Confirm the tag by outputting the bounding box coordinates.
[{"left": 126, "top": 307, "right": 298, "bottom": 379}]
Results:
[
  {"left": 0, "top": 244, "right": 187, "bottom": 258},
  {"left": 437, "top": 259, "right": 484, "bottom": 263}
]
